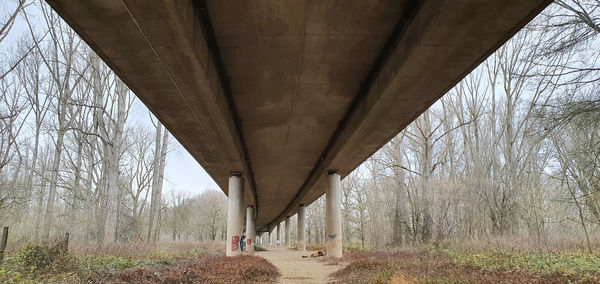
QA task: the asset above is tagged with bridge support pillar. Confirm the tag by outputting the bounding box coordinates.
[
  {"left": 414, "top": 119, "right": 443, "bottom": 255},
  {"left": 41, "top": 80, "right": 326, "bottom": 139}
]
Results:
[
  {"left": 276, "top": 223, "right": 281, "bottom": 245},
  {"left": 226, "top": 174, "right": 244, "bottom": 256},
  {"left": 284, "top": 216, "right": 291, "bottom": 247},
  {"left": 326, "top": 171, "right": 342, "bottom": 258},
  {"left": 246, "top": 206, "right": 256, "bottom": 252},
  {"left": 298, "top": 204, "right": 306, "bottom": 251}
]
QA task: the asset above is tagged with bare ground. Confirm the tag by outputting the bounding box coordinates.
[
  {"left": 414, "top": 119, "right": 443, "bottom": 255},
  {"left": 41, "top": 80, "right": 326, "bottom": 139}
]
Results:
[{"left": 257, "top": 246, "right": 345, "bottom": 284}]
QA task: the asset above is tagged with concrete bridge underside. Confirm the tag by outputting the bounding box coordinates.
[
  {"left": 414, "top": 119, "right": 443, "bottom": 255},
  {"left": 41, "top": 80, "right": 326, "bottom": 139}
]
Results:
[{"left": 47, "top": 0, "right": 551, "bottom": 253}]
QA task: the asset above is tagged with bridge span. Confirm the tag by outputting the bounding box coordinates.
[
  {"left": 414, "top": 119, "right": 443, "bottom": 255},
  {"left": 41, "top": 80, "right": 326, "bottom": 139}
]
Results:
[{"left": 47, "top": 0, "right": 551, "bottom": 257}]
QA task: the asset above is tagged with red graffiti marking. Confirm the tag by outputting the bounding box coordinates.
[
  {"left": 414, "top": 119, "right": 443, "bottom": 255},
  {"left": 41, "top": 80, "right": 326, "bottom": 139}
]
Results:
[{"left": 232, "top": 236, "right": 240, "bottom": 251}]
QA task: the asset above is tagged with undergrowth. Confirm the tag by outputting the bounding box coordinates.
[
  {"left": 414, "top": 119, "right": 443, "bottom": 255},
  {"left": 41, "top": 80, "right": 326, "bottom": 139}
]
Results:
[
  {"left": 435, "top": 247, "right": 600, "bottom": 279},
  {"left": 254, "top": 245, "right": 268, "bottom": 251},
  {"left": 332, "top": 246, "right": 600, "bottom": 283},
  {"left": 103, "top": 255, "right": 280, "bottom": 283},
  {"left": 0, "top": 241, "right": 237, "bottom": 283},
  {"left": 306, "top": 243, "right": 373, "bottom": 253}
]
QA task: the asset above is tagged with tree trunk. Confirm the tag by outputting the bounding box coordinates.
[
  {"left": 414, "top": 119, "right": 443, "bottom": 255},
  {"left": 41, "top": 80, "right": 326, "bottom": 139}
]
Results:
[
  {"left": 42, "top": 126, "right": 64, "bottom": 243},
  {"left": 103, "top": 80, "right": 127, "bottom": 244},
  {"left": 148, "top": 124, "right": 162, "bottom": 242}
]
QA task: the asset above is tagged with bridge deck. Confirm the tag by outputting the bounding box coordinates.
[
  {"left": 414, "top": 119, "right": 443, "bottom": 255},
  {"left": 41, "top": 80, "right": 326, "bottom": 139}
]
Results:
[{"left": 47, "top": 0, "right": 551, "bottom": 231}]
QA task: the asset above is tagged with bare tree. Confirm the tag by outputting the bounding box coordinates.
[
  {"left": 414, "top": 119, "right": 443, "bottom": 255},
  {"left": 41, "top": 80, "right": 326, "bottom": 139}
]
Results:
[
  {"left": 103, "top": 79, "right": 129, "bottom": 244},
  {"left": 148, "top": 122, "right": 169, "bottom": 242}
]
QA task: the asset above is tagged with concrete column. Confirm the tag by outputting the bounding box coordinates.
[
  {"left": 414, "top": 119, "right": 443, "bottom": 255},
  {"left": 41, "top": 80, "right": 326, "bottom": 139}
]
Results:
[
  {"left": 246, "top": 206, "right": 256, "bottom": 252},
  {"left": 297, "top": 204, "right": 306, "bottom": 251},
  {"left": 268, "top": 232, "right": 272, "bottom": 246},
  {"left": 276, "top": 223, "right": 281, "bottom": 245},
  {"left": 226, "top": 174, "right": 244, "bottom": 256},
  {"left": 326, "top": 171, "right": 342, "bottom": 258},
  {"left": 284, "top": 216, "right": 291, "bottom": 247}
]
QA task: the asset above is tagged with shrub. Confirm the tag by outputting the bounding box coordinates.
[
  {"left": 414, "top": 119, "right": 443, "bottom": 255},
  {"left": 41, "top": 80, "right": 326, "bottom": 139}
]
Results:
[
  {"left": 19, "top": 243, "right": 73, "bottom": 273},
  {"left": 254, "top": 246, "right": 267, "bottom": 251},
  {"left": 307, "top": 243, "right": 325, "bottom": 251}
]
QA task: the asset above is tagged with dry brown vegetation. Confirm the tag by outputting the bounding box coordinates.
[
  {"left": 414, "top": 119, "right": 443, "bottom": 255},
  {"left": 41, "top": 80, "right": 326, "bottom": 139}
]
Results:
[
  {"left": 103, "top": 255, "right": 279, "bottom": 284},
  {"left": 331, "top": 247, "right": 600, "bottom": 284},
  {"left": 70, "top": 242, "right": 225, "bottom": 259},
  {"left": 306, "top": 244, "right": 325, "bottom": 251},
  {"left": 0, "top": 242, "right": 280, "bottom": 283},
  {"left": 79, "top": 243, "right": 280, "bottom": 283}
]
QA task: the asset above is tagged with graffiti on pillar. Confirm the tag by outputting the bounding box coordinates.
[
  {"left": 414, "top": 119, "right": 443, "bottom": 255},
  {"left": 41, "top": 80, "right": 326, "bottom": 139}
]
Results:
[
  {"left": 328, "top": 234, "right": 337, "bottom": 240},
  {"left": 247, "top": 238, "right": 252, "bottom": 245},
  {"left": 231, "top": 236, "right": 240, "bottom": 251}
]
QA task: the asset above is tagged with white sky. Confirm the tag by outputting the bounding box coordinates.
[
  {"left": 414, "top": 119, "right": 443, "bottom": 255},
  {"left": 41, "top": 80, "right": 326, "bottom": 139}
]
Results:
[
  {"left": 4, "top": 1, "right": 589, "bottom": 199},
  {"left": 129, "top": 98, "right": 219, "bottom": 197},
  {"left": 1, "top": 1, "right": 220, "bottom": 197}
]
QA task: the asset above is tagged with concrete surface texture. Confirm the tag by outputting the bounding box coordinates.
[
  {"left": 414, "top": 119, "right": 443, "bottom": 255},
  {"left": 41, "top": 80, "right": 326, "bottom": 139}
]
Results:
[
  {"left": 277, "top": 223, "right": 281, "bottom": 245},
  {"left": 226, "top": 175, "right": 244, "bottom": 256},
  {"left": 246, "top": 206, "right": 256, "bottom": 252},
  {"left": 46, "top": 0, "right": 551, "bottom": 233},
  {"left": 284, "top": 217, "right": 291, "bottom": 247},
  {"left": 326, "top": 172, "right": 342, "bottom": 258},
  {"left": 297, "top": 205, "right": 306, "bottom": 251}
]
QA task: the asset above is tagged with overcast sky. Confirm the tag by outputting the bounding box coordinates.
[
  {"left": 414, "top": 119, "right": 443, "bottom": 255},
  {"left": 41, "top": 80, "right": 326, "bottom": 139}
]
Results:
[
  {"left": 129, "top": 97, "right": 220, "bottom": 197},
  {"left": 1, "top": 1, "right": 221, "bottom": 198}
]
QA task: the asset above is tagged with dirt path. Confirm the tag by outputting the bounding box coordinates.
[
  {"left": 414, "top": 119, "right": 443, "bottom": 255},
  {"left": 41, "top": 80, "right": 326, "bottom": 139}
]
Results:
[{"left": 257, "top": 246, "right": 345, "bottom": 283}]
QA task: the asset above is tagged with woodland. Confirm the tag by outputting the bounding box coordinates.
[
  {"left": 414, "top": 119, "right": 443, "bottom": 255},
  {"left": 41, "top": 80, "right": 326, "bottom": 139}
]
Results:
[{"left": 0, "top": 0, "right": 599, "bottom": 278}]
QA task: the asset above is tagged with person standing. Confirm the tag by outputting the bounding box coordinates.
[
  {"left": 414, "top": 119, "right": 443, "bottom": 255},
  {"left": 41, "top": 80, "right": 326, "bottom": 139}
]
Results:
[{"left": 240, "top": 234, "right": 246, "bottom": 252}]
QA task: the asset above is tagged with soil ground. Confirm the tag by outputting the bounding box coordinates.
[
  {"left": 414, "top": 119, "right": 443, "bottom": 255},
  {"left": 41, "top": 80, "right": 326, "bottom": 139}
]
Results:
[{"left": 257, "top": 246, "right": 345, "bottom": 284}]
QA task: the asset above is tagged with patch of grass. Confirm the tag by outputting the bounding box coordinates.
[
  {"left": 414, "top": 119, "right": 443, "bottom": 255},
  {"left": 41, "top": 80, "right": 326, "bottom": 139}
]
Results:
[
  {"left": 19, "top": 243, "right": 75, "bottom": 273},
  {"left": 0, "top": 260, "right": 25, "bottom": 284},
  {"left": 0, "top": 242, "right": 78, "bottom": 283},
  {"left": 331, "top": 259, "right": 396, "bottom": 284},
  {"left": 0, "top": 241, "right": 282, "bottom": 283},
  {"left": 440, "top": 248, "right": 600, "bottom": 277},
  {"left": 254, "top": 246, "right": 268, "bottom": 251},
  {"left": 344, "top": 244, "right": 374, "bottom": 253},
  {"left": 105, "top": 255, "right": 280, "bottom": 283},
  {"left": 75, "top": 255, "right": 160, "bottom": 279},
  {"left": 307, "top": 243, "right": 373, "bottom": 253},
  {"left": 331, "top": 248, "right": 599, "bottom": 283},
  {"left": 70, "top": 241, "right": 224, "bottom": 259},
  {"left": 0, "top": 241, "right": 227, "bottom": 283},
  {"left": 307, "top": 243, "right": 325, "bottom": 251}
]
